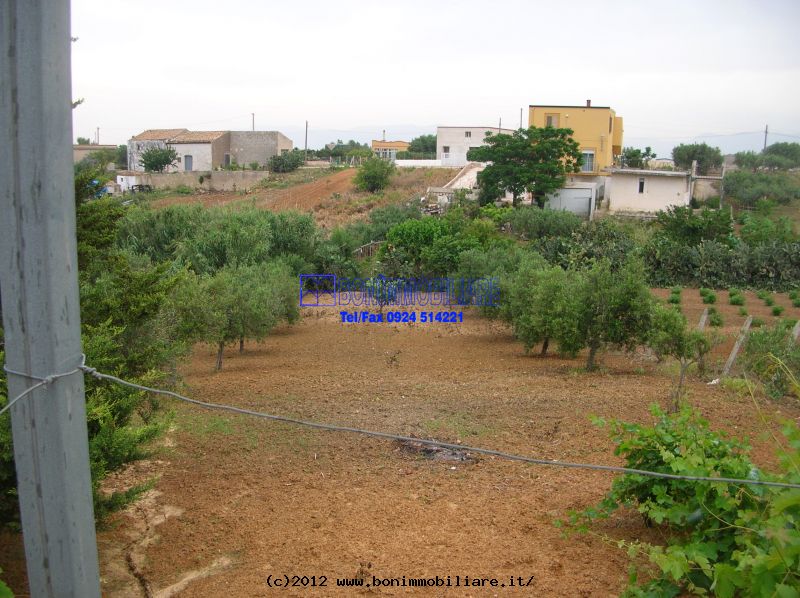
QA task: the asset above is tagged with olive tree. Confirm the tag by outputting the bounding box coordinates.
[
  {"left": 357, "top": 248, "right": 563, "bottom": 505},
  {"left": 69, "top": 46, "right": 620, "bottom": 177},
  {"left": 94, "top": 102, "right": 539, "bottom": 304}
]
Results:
[
  {"left": 573, "top": 259, "right": 654, "bottom": 371},
  {"left": 171, "top": 262, "right": 298, "bottom": 370},
  {"left": 506, "top": 259, "right": 581, "bottom": 356}
]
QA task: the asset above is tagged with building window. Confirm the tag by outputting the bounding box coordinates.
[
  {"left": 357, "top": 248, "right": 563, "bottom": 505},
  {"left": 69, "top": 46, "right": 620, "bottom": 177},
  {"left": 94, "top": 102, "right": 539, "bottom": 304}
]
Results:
[
  {"left": 581, "top": 151, "right": 595, "bottom": 173},
  {"left": 465, "top": 131, "right": 472, "bottom": 138},
  {"left": 638, "top": 177, "right": 645, "bottom": 194},
  {"left": 545, "top": 113, "right": 559, "bottom": 128},
  {"left": 442, "top": 146, "right": 450, "bottom": 154}
]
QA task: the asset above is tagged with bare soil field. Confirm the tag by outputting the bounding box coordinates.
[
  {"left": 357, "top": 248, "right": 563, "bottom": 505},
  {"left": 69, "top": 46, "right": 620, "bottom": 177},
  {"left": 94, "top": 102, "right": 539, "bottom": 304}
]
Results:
[
  {"left": 3, "top": 291, "right": 797, "bottom": 597},
  {"left": 150, "top": 167, "right": 455, "bottom": 229}
]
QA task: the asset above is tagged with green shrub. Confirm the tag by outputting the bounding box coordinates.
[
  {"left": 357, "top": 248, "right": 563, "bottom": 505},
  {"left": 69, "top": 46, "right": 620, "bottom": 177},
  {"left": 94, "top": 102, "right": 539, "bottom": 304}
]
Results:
[
  {"left": 764, "top": 296, "right": 775, "bottom": 307},
  {"left": 789, "top": 290, "right": 799, "bottom": 300},
  {"left": 738, "top": 307, "right": 749, "bottom": 316},
  {"left": 563, "top": 406, "right": 800, "bottom": 597},
  {"left": 772, "top": 305, "right": 785, "bottom": 316},
  {"left": 793, "top": 298, "right": 800, "bottom": 308},
  {"left": 268, "top": 151, "right": 304, "bottom": 173},
  {"left": 756, "top": 289, "right": 770, "bottom": 300},
  {"left": 700, "top": 289, "right": 717, "bottom": 304},
  {"left": 354, "top": 157, "right": 395, "bottom": 192},
  {"left": 724, "top": 169, "right": 800, "bottom": 207},
  {"left": 503, "top": 206, "right": 582, "bottom": 240},
  {"left": 751, "top": 317, "right": 765, "bottom": 327},
  {"left": 642, "top": 238, "right": 800, "bottom": 291},
  {"left": 729, "top": 293, "right": 744, "bottom": 305},
  {"left": 174, "top": 184, "right": 193, "bottom": 195},
  {"left": 739, "top": 213, "right": 798, "bottom": 246},
  {"left": 667, "top": 292, "right": 681, "bottom": 305},
  {"left": 708, "top": 307, "right": 723, "bottom": 327},
  {"left": 655, "top": 205, "right": 733, "bottom": 246}
]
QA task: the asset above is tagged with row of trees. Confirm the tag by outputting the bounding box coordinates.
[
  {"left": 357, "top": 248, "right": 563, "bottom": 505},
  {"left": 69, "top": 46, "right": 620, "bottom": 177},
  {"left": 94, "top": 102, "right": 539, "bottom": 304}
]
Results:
[
  {"left": 504, "top": 255, "right": 709, "bottom": 402},
  {"left": 735, "top": 142, "right": 800, "bottom": 171},
  {"left": 2, "top": 196, "right": 323, "bottom": 525}
]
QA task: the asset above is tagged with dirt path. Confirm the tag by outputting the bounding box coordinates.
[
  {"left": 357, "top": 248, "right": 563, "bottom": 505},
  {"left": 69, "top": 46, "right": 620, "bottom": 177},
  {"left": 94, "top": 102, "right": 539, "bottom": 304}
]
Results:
[
  {"left": 152, "top": 169, "right": 356, "bottom": 212},
  {"left": 258, "top": 168, "right": 356, "bottom": 211}
]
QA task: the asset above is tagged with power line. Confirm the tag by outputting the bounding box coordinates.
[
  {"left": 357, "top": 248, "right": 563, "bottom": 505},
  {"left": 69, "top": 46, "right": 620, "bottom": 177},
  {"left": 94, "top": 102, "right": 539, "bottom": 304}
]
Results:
[{"left": 4, "top": 358, "right": 799, "bottom": 490}]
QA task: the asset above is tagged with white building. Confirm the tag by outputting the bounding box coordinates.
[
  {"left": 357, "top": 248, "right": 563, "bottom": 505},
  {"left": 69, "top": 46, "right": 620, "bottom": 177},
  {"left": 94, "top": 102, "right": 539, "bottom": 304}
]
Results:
[
  {"left": 127, "top": 129, "right": 293, "bottom": 172},
  {"left": 167, "top": 131, "right": 229, "bottom": 172},
  {"left": 436, "top": 126, "right": 516, "bottom": 167},
  {"left": 607, "top": 169, "right": 693, "bottom": 215}
]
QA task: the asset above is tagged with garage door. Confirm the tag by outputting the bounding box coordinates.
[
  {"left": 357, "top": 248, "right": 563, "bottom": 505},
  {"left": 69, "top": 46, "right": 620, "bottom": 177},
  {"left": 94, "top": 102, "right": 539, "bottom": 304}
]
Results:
[{"left": 547, "top": 187, "right": 593, "bottom": 218}]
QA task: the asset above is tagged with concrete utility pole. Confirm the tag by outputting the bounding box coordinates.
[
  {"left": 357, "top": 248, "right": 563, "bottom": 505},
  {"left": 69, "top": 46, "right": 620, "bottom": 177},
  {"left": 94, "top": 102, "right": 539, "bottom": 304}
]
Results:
[
  {"left": 0, "top": 2, "right": 101, "bottom": 597},
  {"left": 252, "top": 112, "right": 255, "bottom": 131},
  {"left": 304, "top": 120, "right": 308, "bottom": 163},
  {"left": 764, "top": 124, "right": 768, "bottom": 150}
]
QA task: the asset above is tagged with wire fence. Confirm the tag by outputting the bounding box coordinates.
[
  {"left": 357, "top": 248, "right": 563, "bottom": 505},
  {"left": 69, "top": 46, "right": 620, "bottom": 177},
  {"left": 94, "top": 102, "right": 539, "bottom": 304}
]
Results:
[{"left": 3, "top": 356, "right": 800, "bottom": 490}]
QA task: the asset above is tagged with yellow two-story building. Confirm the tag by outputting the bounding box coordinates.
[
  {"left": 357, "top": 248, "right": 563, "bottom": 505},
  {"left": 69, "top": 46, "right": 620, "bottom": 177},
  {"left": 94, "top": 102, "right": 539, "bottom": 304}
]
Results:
[{"left": 528, "top": 101, "right": 623, "bottom": 175}]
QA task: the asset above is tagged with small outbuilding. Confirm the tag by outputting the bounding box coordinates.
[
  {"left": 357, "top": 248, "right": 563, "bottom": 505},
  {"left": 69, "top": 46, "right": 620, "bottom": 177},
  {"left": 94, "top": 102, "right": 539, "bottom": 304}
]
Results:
[{"left": 607, "top": 168, "right": 693, "bottom": 215}]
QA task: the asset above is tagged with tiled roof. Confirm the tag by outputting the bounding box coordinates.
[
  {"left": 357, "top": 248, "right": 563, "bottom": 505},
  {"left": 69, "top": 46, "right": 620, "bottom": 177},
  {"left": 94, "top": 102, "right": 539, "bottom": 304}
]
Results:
[
  {"left": 371, "top": 140, "right": 410, "bottom": 149},
  {"left": 170, "top": 131, "right": 228, "bottom": 143},
  {"left": 131, "top": 129, "right": 189, "bottom": 141}
]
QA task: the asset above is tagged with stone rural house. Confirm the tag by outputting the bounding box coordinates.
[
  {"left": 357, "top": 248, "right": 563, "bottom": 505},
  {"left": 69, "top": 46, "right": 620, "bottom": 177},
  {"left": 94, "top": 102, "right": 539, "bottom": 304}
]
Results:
[{"left": 127, "top": 129, "right": 293, "bottom": 172}]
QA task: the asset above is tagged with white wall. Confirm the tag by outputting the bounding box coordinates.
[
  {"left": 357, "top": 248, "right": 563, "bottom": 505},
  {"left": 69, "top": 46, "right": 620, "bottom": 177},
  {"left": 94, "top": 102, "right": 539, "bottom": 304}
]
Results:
[
  {"left": 117, "top": 174, "right": 146, "bottom": 192},
  {"left": 171, "top": 143, "right": 213, "bottom": 172},
  {"left": 436, "top": 126, "right": 515, "bottom": 167},
  {"left": 608, "top": 174, "right": 691, "bottom": 214},
  {"left": 395, "top": 159, "right": 445, "bottom": 167}
]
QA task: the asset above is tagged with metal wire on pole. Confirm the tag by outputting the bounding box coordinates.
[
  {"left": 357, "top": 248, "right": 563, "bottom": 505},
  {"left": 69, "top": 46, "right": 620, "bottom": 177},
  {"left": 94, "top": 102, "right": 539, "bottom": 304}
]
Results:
[{"left": 5, "top": 358, "right": 799, "bottom": 490}]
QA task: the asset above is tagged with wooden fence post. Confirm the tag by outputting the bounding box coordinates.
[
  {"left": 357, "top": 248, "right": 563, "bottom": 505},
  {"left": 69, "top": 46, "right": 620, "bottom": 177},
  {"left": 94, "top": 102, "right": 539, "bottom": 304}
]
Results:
[{"left": 721, "top": 316, "right": 753, "bottom": 378}]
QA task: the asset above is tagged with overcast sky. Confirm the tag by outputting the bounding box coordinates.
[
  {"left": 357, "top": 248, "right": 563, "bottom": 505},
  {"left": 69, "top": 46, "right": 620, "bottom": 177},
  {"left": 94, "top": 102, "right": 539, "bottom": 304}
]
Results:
[{"left": 71, "top": 0, "right": 800, "bottom": 156}]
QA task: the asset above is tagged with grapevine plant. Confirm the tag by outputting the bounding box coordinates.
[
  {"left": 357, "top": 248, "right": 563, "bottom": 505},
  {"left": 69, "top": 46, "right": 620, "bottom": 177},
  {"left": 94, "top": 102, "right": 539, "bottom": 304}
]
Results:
[{"left": 561, "top": 406, "right": 800, "bottom": 597}]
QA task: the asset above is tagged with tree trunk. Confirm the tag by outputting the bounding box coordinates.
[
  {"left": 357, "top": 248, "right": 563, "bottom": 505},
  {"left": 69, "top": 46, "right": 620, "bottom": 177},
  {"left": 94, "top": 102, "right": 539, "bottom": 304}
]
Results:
[
  {"left": 672, "top": 361, "right": 689, "bottom": 413},
  {"left": 239, "top": 336, "right": 244, "bottom": 353},
  {"left": 586, "top": 342, "right": 599, "bottom": 371},
  {"left": 215, "top": 341, "right": 224, "bottom": 371},
  {"left": 540, "top": 337, "right": 549, "bottom": 356}
]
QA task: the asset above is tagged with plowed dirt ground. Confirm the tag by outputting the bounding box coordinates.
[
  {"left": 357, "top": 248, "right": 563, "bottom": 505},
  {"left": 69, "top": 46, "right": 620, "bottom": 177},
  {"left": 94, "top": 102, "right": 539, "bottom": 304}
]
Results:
[{"left": 3, "top": 289, "right": 797, "bottom": 596}]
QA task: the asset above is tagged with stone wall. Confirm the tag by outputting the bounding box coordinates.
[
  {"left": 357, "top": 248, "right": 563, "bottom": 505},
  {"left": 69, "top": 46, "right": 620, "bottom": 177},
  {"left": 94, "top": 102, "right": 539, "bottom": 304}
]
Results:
[{"left": 138, "top": 170, "right": 268, "bottom": 192}]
